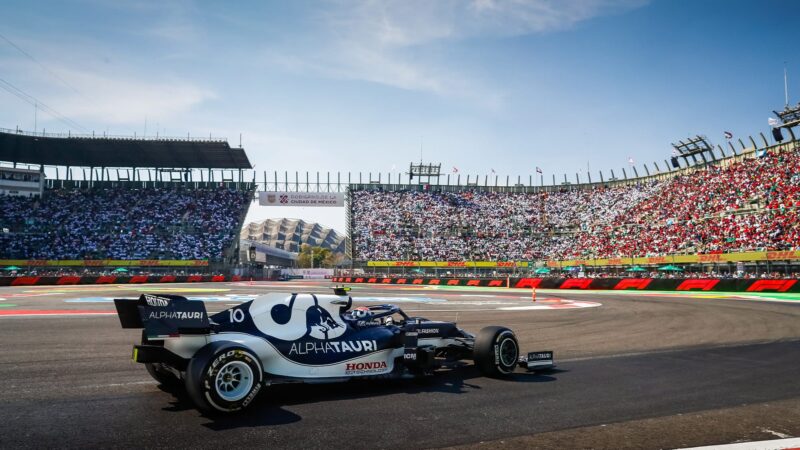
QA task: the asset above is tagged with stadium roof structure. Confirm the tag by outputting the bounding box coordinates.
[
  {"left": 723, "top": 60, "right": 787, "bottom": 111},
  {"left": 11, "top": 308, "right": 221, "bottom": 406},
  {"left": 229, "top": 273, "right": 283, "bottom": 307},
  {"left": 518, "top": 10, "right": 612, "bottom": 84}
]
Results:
[
  {"left": 0, "top": 128, "right": 252, "bottom": 169},
  {"left": 774, "top": 103, "right": 800, "bottom": 129},
  {"left": 671, "top": 135, "right": 715, "bottom": 166}
]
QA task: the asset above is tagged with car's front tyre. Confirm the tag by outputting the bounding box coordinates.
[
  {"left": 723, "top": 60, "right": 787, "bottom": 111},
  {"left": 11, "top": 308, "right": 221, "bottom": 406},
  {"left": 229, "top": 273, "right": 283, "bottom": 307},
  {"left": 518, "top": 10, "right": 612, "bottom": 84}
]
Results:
[
  {"left": 473, "top": 326, "right": 519, "bottom": 377},
  {"left": 185, "top": 342, "right": 263, "bottom": 414}
]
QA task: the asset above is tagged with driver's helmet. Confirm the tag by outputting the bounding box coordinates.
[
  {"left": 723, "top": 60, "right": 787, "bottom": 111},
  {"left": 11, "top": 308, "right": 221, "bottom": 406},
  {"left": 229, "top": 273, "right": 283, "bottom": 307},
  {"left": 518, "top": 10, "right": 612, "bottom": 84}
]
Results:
[{"left": 351, "top": 306, "right": 370, "bottom": 319}]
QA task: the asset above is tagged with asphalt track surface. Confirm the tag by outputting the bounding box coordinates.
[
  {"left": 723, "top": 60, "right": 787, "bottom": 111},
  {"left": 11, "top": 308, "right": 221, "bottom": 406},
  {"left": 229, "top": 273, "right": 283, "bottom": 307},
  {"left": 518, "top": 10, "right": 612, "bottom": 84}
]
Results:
[{"left": 2, "top": 281, "right": 800, "bottom": 449}]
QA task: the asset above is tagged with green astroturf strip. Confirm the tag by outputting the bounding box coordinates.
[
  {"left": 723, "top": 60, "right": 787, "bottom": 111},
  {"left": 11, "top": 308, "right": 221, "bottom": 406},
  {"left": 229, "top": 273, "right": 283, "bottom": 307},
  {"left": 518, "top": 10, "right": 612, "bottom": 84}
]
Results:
[
  {"left": 728, "top": 292, "right": 800, "bottom": 301},
  {"left": 0, "top": 304, "right": 17, "bottom": 307},
  {"left": 575, "top": 290, "right": 800, "bottom": 301}
]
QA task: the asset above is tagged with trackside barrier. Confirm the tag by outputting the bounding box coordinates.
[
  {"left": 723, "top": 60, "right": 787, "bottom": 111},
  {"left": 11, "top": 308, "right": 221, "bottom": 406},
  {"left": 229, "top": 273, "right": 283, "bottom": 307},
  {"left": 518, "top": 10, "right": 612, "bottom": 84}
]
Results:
[
  {"left": 329, "top": 277, "right": 800, "bottom": 293},
  {"left": 0, "top": 275, "right": 244, "bottom": 287}
]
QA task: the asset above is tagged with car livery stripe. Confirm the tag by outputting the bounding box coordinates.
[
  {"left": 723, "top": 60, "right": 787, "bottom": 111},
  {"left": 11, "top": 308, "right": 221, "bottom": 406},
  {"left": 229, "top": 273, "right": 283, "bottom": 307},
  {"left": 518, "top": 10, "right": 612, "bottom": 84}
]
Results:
[{"left": 213, "top": 331, "right": 399, "bottom": 368}]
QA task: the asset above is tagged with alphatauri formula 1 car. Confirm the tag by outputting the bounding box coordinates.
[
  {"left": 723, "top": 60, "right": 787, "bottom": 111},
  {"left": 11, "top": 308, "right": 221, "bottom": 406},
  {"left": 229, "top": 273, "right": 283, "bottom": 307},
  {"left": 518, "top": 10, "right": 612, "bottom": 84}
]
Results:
[{"left": 114, "top": 288, "right": 554, "bottom": 414}]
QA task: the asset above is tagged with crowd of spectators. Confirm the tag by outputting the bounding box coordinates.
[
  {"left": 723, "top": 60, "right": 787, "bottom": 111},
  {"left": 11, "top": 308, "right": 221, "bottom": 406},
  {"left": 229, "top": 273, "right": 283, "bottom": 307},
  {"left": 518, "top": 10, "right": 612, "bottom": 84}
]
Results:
[
  {"left": 351, "top": 184, "right": 659, "bottom": 261},
  {"left": 0, "top": 187, "right": 251, "bottom": 260},
  {"left": 352, "top": 147, "right": 800, "bottom": 261},
  {"left": 566, "top": 149, "right": 800, "bottom": 258}
]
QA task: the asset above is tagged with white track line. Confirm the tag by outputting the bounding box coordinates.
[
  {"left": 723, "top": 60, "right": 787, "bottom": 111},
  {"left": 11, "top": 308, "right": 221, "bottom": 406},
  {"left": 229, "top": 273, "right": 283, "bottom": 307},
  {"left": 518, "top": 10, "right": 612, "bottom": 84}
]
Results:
[
  {"left": 78, "top": 381, "right": 155, "bottom": 390},
  {"left": 679, "top": 436, "right": 800, "bottom": 449},
  {"left": 760, "top": 429, "right": 792, "bottom": 439}
]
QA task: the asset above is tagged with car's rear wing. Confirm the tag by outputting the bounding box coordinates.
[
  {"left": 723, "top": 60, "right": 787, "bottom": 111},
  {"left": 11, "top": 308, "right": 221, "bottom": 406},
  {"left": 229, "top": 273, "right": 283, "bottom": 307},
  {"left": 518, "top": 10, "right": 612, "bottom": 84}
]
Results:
[{"left": 114, "top": 294, "right": 210, "bottom": 338}]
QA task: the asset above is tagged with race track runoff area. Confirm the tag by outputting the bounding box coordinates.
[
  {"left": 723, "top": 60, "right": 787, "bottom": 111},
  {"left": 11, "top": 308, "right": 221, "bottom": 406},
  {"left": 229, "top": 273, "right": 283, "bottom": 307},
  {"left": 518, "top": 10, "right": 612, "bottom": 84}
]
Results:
[{"left": 2, "top": 280, "right": 800, "bottom": 449}]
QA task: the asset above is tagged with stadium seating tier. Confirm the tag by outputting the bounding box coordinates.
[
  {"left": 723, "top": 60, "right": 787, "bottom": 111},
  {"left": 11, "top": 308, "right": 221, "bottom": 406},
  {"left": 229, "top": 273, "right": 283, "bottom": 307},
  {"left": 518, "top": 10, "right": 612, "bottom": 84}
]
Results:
[{"left": 352, "top": 148, "right": 800, "bottom": 261}]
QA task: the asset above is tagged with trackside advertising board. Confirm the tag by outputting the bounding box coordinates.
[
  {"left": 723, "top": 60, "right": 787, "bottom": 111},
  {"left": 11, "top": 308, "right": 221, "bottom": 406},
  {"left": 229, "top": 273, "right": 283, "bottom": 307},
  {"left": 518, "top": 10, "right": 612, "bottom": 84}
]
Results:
[
  {"left": 0, "top": 275, "right": 242, "bottom": 287},
  {"left": 259, "top": 192, "right": 344, "bottom": 207},
  {"left": 548, "top": 250, "right": 800, "bottom": 267},
  {"left": 0, "top": 259, "right": 208, "bottom": 267},
  {"left": 367, "top": 261, "right": 529, "bottom": 268},
  {"left": 365, "top": 250, "right": 800, "bottom": 269},
  {"left": 330, "top": 277, "right": 800, "bottom": 293}
]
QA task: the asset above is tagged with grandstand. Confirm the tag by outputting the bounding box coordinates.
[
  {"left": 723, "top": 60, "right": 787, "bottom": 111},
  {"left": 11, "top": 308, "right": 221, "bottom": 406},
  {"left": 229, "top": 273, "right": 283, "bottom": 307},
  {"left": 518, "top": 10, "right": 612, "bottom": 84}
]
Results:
[
  {"left": 3, "top": 106, "right": 800, "bottom": 280},
  {"left": 0, "top": 128, "right": 255, "bottom": 275},
  {"left": 348, "top": 132, "right": 800, "bottom": 277}
]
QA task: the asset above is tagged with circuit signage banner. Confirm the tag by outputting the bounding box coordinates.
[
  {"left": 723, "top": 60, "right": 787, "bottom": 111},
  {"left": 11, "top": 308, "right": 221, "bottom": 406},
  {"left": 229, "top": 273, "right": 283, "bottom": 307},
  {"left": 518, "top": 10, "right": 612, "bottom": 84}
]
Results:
[
  {"left": 365, "top": 250, "right": 800, "bottom": 269},
  {"left": 259, "top": 192, "right": 344, "bottom": 207},
  {"left": 330, "top": 277, "right": 800, "bottom": 293},
  {"left": 366, "top": 261, "right": 530, "bottom": 268},
  {"left": 549, "top": 250, "right": 800, "bottom": 268},
  {"left": 0, "top": 275, "right": 242, "bottom": 287},
  {"left": 0, "top": 259, "right": 209, "bottom": 267}
]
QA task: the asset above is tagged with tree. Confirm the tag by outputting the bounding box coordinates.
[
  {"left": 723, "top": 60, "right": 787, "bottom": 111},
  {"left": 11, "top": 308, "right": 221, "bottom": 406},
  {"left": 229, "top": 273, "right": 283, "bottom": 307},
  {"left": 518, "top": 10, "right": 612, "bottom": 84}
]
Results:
[
  {"left": 324, "top": 251, "right": 344, "bottom": 268},
  {"left": 297, "top": 244, "right": 334, "bottom": 268}
]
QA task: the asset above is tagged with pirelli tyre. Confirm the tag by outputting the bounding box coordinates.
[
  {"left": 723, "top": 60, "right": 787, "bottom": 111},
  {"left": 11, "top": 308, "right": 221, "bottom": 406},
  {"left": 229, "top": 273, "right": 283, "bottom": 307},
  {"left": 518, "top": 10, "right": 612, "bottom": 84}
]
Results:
[
  {"left": 145, "top": 363, "right": 182, "bottom": 391},
  {"left": 473, "top": 326, "right": 519, "bottom": 377},
  {"left": 185, "top": 342, "right": 263, "bottom": 414}
]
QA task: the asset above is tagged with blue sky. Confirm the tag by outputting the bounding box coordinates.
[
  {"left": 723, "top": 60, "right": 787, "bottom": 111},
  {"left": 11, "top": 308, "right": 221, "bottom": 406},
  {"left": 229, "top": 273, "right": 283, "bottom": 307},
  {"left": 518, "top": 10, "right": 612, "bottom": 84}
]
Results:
[{"left": 0, "top": 0, "right": 798, "bottom": 232}]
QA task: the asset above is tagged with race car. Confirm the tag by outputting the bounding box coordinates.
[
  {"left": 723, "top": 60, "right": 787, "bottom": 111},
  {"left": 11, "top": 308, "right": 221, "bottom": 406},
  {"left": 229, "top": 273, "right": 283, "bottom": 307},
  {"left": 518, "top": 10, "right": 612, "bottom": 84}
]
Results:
[{"left": 113, "top": 287, "right": 554, "bottom": 414}]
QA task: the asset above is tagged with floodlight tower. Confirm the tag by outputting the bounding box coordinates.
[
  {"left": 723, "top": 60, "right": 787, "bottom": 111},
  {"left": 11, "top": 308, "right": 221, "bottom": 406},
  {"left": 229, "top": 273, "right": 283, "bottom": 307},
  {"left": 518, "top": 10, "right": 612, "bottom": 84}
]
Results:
[
  {"left": 408, "top": 162, "right": 442, "bottom": 184},
  {"left": 773, "top": 102, "right": 800, "bottom": 142},
  {"left": 670, "top": 135, "right": 714, "bottom": 168}
]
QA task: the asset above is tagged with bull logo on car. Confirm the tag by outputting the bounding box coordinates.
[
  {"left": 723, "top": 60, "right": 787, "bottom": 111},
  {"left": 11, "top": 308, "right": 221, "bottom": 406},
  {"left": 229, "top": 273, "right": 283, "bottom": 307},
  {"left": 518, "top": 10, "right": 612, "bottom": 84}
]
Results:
[
  {"left": 251, "top": 293, "right": 347, "bottom": 341},
  {"left": 303, "top": 303, "right": 343, "bottom": 340}
]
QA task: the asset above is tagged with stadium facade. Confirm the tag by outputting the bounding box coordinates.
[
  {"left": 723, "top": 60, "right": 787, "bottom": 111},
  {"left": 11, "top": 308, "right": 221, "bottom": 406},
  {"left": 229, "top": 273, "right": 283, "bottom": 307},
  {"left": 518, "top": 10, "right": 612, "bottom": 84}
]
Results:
[{"left": 241, "top": 218, "right": 345, "bottom": 254}]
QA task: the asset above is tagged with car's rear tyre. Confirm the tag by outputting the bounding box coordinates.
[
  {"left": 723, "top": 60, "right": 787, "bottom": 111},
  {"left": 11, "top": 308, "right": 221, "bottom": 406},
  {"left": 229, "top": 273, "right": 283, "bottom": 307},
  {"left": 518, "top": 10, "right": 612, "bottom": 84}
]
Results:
[
  {"left": 473, "top": 326, "right": 519, "bottom": 377},
  {"left": 185, "top": 342, "right": 263, "bottom": 414},
  {"left": 145, "top": 363, "right": 182, "bottom": 390}
]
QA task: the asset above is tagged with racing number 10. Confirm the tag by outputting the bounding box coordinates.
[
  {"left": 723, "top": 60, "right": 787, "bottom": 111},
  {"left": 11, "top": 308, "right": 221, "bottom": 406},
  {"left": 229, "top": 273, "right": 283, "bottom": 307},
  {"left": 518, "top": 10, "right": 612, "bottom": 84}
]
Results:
[{"left": 229, "top": 308, "right": 245, "bottom": 323}]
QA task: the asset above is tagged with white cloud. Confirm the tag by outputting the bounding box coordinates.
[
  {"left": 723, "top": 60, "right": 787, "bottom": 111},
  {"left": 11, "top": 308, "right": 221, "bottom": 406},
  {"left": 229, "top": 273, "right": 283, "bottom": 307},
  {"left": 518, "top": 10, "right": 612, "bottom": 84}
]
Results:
[
  {"left": 466, "top": 0, "right": 649, "bottom": 35},
  {"left": 0, "top": 19, "right": 215, "bottom": 130},
  {"left": 328, "top": 0, "right": 646, "bottom": 45},
  {"left": 145, "top": 21, "right": 199, "bottom": 44},
  {"left": 0, "top": 56, "right": 215, "bottom": 127},
  {"left": 267, "top": 0, "right": 647, "bottom": 105},
  {"left": 48, "top": 68, "right": 214, "bottom": 125}
]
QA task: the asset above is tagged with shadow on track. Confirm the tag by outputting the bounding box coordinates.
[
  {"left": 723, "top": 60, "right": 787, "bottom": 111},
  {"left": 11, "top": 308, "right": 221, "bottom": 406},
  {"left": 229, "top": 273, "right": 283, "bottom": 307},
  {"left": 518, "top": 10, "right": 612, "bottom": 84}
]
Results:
[
  {"left": 154, "top": 365, "right": 560, "bottom": 429},
  {"left": 259, "top": 366, "right": 560, "bottom": 409}
]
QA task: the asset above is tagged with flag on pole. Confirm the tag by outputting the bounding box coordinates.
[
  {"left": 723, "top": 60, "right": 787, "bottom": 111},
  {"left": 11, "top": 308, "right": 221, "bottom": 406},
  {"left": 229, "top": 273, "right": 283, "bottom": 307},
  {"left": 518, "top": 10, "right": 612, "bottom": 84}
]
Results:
[
  {"left": 452, "top": 166, "right": 459, "bottom": 173},
  {"left": 672, "top": 148, "right": 679, "bottom": 157},
  {"left": 723, "top": 131, "right": 733, "bottom": 139},
  {"left": 491, "top": 168, "right": 496, "bottom": 174},
  {"left": 627, "top": 157, "right": 635, "bottom": 166},
  {"left": 768, "top": 117, "right": 779, "bottom": 127},
  {"left": 535, "top": 166, "right": 542, "bottom": 174}
]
